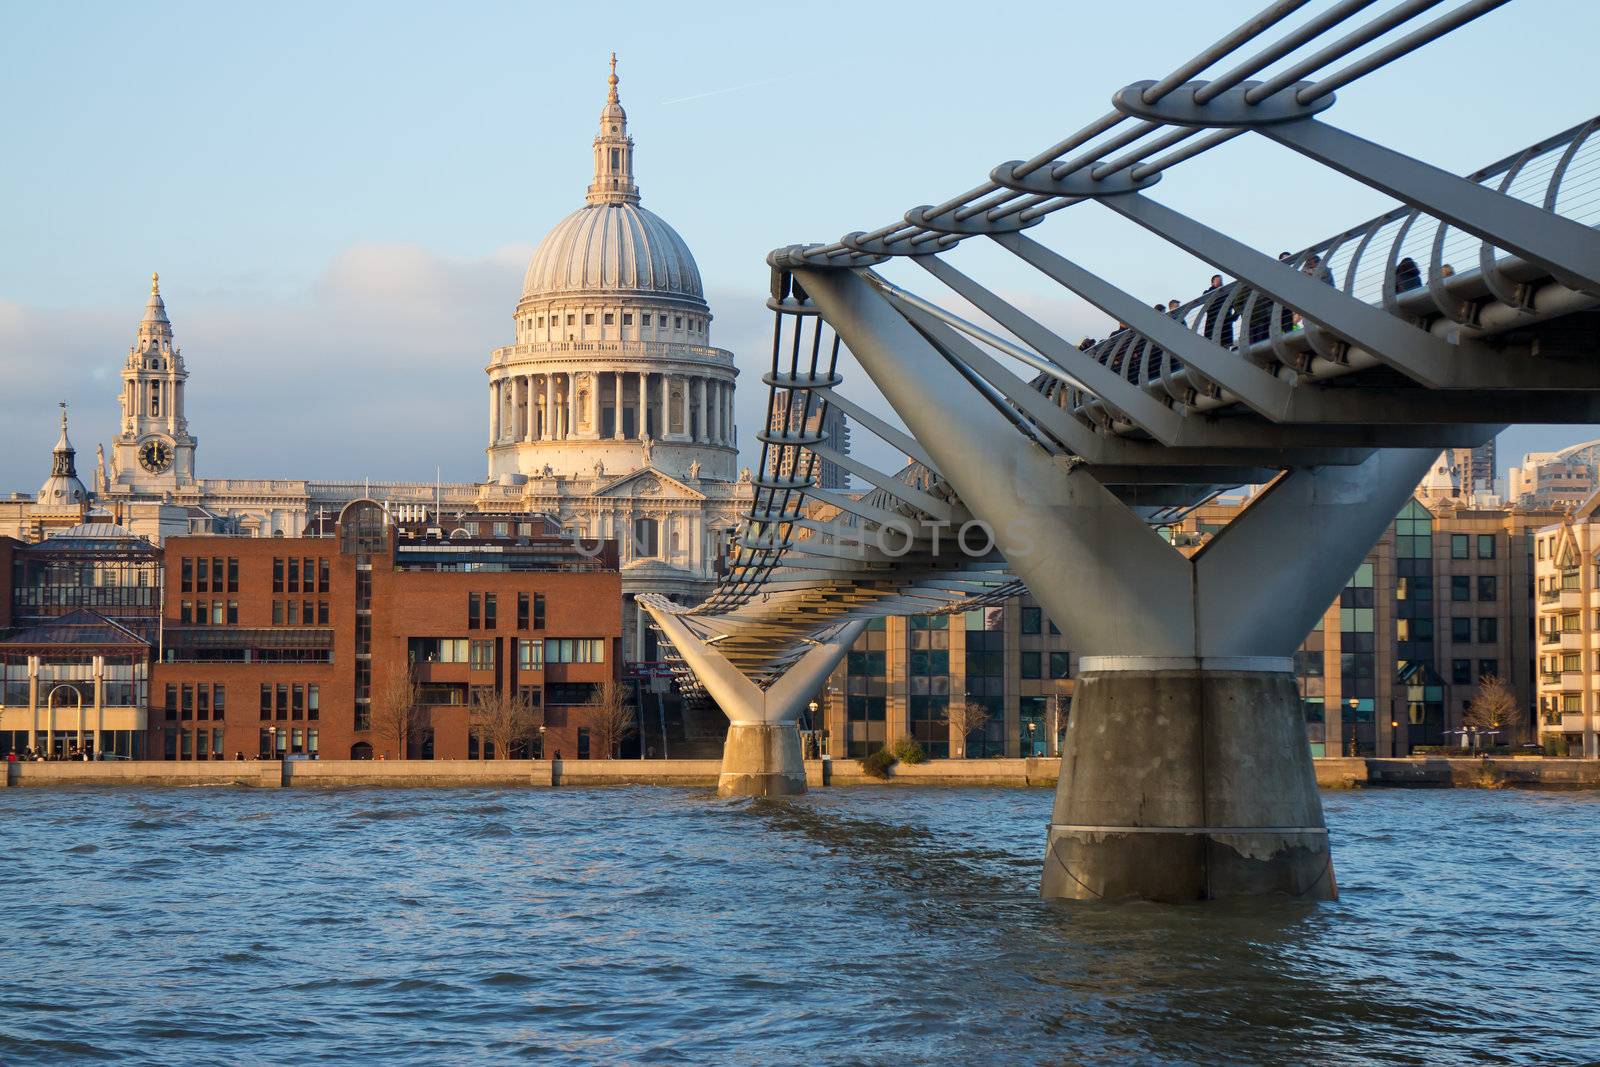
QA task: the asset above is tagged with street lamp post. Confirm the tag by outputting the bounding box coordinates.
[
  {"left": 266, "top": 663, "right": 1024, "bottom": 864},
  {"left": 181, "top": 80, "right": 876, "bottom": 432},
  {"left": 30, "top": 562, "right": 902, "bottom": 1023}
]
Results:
[
  {"left": 1027, "top": 720, "right": 1038, "bottom": 757},
  {"left": 1348, "top": 697, "right": 1360, "bottom": 757},
  {"left": 1390, "top": 719, "right": 1400, "bottom": 758}
]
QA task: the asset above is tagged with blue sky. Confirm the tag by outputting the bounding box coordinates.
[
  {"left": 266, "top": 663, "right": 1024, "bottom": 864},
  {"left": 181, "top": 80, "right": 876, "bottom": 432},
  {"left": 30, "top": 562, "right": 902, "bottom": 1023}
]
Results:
[{"left": 1, "top": 0, "right": 1597, "bottom": 491}]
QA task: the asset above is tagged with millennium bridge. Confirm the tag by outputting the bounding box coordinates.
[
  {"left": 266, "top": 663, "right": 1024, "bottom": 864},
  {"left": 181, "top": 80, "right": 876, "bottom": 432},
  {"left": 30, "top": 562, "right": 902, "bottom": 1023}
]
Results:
[{"left": 643, "top": 0, "right": 1600, "bottom": 902}]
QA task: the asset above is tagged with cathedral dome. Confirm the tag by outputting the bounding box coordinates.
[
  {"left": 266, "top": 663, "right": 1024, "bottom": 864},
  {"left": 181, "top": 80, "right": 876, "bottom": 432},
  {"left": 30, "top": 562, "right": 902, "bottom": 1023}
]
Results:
[
  {"left": 517, "top": 54, "right": 705, "bottom": 308},
  {"left": 521, "top": 201, "right": 704, "bottom": 302}
]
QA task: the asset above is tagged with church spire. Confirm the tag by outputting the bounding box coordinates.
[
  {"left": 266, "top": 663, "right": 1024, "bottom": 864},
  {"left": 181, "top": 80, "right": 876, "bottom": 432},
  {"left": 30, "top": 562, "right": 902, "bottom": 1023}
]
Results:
[
  {"left": 137, "top": 269, "right": 173, "bottom": 352},
  {"left": 587, "top": 53, "right": 639, "bottom": 206},
  {"left": 51, "top": 402, "right": 77, "bottom": 479}
]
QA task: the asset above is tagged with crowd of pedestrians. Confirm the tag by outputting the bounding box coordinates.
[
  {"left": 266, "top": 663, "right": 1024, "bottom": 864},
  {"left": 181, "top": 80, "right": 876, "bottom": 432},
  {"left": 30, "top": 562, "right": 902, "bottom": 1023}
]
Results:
[
  {"left": 1074, "top": 248, "right": 1444, "bottom": 365},
  {"left": 5, "top": 746, "right": 93, "bottom": 762}
]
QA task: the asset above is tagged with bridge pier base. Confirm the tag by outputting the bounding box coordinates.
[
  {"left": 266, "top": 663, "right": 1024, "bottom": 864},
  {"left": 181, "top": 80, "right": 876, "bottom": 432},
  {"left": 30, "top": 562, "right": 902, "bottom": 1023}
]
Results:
[
  {"left": 641, "top": 597, "right": 864, "bottom": 800},
  {"left": 719, "top": 722, "right": 807, "bottom": 797},
  {"left": 1042, "top": 662, "right": 1333, "bottom": 902}
]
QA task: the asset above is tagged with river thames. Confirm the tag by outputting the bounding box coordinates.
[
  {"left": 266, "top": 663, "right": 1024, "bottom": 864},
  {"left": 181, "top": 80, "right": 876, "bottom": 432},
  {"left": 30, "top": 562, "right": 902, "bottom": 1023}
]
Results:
[{"left": 2, "top": 785, "right": 1597, "bottom": 1065}]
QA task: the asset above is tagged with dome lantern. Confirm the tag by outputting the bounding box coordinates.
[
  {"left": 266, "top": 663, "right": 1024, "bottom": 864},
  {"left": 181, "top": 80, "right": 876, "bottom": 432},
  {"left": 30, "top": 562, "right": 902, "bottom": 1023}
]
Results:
[{"left": 517, "top": 56, "right": 706, "bottom": 307}]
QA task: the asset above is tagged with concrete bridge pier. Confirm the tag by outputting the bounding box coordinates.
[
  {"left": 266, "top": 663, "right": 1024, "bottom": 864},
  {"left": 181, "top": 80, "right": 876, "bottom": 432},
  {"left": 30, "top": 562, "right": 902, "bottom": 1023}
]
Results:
[
  {"left": 799, "top": 265, "right": 1435, "bottom": 901},
  {"left": 643, "top": 599, "right": 862, "bottom": 797},
  {"left": 1042, "top": 661, "right": 1331, "bottom": 902}
]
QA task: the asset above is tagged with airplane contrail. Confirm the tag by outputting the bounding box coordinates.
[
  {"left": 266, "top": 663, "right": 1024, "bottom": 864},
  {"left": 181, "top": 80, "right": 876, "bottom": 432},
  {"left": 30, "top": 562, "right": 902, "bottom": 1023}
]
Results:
[{"left": 659, "top": 77, "right": 785, "bottom": 106}]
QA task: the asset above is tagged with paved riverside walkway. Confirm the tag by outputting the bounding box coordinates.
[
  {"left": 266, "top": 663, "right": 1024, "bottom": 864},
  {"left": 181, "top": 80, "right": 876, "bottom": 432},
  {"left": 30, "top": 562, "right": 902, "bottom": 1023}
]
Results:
[{"left": 4, "top": 756, "right": 1600, "bottom": 789}]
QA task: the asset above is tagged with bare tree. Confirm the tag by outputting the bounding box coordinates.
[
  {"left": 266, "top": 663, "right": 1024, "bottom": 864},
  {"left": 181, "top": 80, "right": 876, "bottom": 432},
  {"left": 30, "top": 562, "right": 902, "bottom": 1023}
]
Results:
[
  {"left": 585, "top": 682, "right": 636, "bottom": 759},
  {"left": 948, "top": 698, "right": 991, "bottom": 758},
  {"left": 372, "top": 672, "right": 427, "bottom": 760},
  {"left": 1465, "top": 674, "right": 1521, "bottom": 747},
  {"left": 468, "top": 688, "right": 544, "bottom": 759}
]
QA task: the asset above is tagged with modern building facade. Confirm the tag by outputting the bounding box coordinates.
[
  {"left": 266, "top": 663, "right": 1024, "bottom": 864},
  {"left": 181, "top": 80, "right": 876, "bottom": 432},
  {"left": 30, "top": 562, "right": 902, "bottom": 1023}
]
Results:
[
  {"left": 1170, "top": 485, "right": 1556, "bottom": 756},
  {"left": 768, "top": 389, "right": 851, "bottom": 490},
  {"left": 819, "top": 593, "right": 1075, "bottom": 759}
]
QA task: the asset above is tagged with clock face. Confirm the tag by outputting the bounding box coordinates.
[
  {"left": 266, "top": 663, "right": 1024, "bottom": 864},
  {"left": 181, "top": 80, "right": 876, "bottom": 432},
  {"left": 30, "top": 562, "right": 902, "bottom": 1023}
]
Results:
[{"left": 139, "top": 439, "right": 173, "bottom": 474}]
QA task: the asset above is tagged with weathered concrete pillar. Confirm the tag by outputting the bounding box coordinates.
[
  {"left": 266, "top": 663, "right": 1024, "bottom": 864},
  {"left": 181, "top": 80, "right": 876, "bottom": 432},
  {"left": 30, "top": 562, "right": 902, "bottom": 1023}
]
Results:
[
  {"left": 799, "top": 265, "right": 1435, "bottom": 902},
  {"left": 1042, "top": 662, "right": 1332, "bottom": 902},
  {"left": 642, "top": 597, "right": 862, "bottom": 798},
  {"left": 719, "top": 722, "right": 806, "bottom": 797}
]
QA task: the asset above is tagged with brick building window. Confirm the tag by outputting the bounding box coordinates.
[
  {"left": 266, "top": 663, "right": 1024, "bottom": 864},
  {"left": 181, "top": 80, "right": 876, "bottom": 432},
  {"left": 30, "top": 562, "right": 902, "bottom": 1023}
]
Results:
[
  {"left": 1477, "top": 575, "right": 1497, "bottom": 602},
  {"left": 1452, "top": 658, "right": 1471, "bottom": 684},
  {"left": 196, "top": 558, "right": 209, "bottom": 590},
  {"left": 534, "top": 593, "right": 546, "bottom": 629},
  {"left": 165, "top": 684, "right": 178, "bottom": 721},
  {"left": 180, "top": 558, "right": 193, "bottom": 592},
  {"left": 318, "top": 558, "right": 329, "bottom": 593},
  {"left": 518, "top": 593, "right": 529, "bottom": 629},
  {"left": 272, "top": 559, "right": 284, "bottom": 593},
  {"left": 484, "top": 593, "right": 497, "bottom": 629},
  {"left": 468, "top": 593, "right": 481, "bottom": 630},
  {"left": 518, "top": 638, "right": 543, "bottom": 670},
  {"left": 469, "top": 640, "right": 495, "bottom": 670},
  {"left": 1478, "top": 617, "right": 1498, "bottom": 643},
  {"left": 228, "top": 558, "right": 239, "bottom": 593},
  {"left": 287, "top": 558, "right": 300, "bottom": 593}
]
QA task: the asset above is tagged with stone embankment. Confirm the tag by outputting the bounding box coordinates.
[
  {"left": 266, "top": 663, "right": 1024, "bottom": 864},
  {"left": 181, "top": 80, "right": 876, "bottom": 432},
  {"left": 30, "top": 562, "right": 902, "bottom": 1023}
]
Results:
[{"left": 3, "top": 756, "right": 1598, "bottom": 789}]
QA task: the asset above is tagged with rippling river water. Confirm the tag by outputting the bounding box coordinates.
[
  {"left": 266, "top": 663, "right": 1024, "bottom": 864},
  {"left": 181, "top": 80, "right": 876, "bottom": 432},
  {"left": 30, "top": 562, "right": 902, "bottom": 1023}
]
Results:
[{"left": 3, "top": 785, "right": 1598, "bottom": 1065}]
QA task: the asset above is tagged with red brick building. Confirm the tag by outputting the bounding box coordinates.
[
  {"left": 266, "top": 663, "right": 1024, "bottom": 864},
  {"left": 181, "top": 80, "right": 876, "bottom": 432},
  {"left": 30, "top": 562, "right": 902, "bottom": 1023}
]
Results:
[
  {"left": 153, "top": 536, "right": 356, "bottom": 760},
  {"left": 148, "top": 502, "right": 621, "bottom": 760}
]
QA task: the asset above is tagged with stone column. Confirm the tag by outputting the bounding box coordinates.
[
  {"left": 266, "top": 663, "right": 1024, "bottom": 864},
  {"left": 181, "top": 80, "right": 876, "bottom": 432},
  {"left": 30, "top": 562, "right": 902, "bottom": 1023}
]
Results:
[
  {"left": 696, "top": 377, "right": 708, "bottom": 443},
  {"left": 27, "top": 656, "right": 38, "bottom": 753},
  {"left": 567, "top": 373, "right": 578, "bottom": 440},
  {"left": 90, "top": 655, "right": 102, "bottom": 751},
  {"left": 488, "top": 380, "right": 500, "bottom": 446},
  {"left": 612, "top": 371, "right": 623, "bottom": 439},
  {"left": 636, "top": 371, "right": 648, "bottom": 442},
  {"left": 525, "top": 375, "right": 536, "bottom": 442},
  {"left": 544, "top": 375, "right": 556, "bottom": 441}
]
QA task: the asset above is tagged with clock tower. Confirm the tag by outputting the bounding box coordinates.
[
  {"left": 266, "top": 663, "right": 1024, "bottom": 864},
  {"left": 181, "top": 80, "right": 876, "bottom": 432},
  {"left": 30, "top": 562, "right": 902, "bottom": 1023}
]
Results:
[{"left": 112, "top": 272, "right": 197, "bottom": 490}]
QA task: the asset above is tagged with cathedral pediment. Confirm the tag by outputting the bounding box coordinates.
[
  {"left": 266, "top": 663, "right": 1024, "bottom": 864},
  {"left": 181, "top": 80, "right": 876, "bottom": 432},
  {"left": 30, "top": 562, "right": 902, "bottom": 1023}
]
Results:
[{"left": 591, "top": 466, "right": 706, "bottom": 501}]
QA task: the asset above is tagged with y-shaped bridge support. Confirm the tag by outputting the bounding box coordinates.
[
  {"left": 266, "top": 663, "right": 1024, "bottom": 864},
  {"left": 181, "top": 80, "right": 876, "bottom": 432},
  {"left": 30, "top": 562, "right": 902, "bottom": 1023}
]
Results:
[
  {"left": 644, "top": 604, "right": 863, "bottom": 797},
  {"left": 800, "top": 267, "right": 1434, "bottom": 902}
]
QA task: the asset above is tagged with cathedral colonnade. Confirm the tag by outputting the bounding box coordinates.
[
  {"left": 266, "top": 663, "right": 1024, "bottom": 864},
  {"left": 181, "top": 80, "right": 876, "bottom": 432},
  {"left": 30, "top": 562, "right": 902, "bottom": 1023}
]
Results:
[{"left": 488, "top": 369, "right": 735, "bottom": 448}]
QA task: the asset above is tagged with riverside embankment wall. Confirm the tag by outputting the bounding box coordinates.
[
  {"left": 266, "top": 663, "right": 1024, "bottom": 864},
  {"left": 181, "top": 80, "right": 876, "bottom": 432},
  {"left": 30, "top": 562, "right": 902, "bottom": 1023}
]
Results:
[{"left": 5, "top": 757, "right": 1600, "bottom": 789}]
